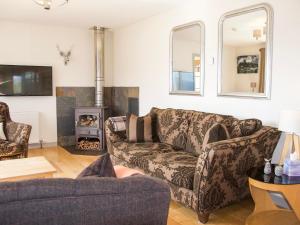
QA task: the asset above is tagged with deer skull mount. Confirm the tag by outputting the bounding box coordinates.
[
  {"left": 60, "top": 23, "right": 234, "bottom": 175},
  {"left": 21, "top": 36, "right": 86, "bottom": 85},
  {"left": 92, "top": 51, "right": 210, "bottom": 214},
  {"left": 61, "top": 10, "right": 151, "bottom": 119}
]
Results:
[{"left": 56, "top": 45, "right": 73, "bottom": 65}]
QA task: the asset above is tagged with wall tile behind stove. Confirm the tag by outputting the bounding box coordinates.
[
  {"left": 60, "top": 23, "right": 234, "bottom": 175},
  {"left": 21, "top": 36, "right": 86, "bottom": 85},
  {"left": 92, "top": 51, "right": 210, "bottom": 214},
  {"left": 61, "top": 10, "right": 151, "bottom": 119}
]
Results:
[
  {"left": 75, "top": 87, "right": 95, "bottom": 107},
  {"left": 104, "top": 87, "right": 139, "bottom": 116},
  {"left": 56, "top": 87, "right": 95, "bottom": 147}
]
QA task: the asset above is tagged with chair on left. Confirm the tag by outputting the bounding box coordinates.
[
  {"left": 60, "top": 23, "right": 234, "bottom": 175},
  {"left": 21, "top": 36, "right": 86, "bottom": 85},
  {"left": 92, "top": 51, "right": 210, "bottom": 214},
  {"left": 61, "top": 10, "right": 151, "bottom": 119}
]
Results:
[{"left": 0, "top": 102, "right": 32, "bottom": 160}]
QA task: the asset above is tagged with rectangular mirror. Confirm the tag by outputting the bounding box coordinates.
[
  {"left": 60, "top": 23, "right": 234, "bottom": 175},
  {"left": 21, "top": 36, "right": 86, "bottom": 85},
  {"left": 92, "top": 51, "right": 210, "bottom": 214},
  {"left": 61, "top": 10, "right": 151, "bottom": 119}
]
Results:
[
  {"left": 218, "top": 4, "right": 273, "bottom": 98},
  {"left": 170, "top": 21, "right": 205, "bottom": 95}
]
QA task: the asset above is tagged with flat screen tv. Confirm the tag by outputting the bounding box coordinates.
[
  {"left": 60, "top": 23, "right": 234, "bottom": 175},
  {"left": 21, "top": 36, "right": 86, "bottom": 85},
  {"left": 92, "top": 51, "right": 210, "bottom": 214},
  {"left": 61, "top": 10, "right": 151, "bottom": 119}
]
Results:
[{"left": 0, "top": 65, "right": 53, "bottom": 96}]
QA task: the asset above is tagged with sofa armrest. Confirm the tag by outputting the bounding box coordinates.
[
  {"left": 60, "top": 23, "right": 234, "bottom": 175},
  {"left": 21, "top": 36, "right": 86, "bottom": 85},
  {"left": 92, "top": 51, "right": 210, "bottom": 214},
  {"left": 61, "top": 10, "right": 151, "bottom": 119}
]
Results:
[
  {"left": 193, "top": 126, "right": 280, "bottom": 214},
  {"left": 105, "top": 119, "right": 126, "bottom": 144},
  {"left": 6, "top": 121, "right": 32, "bottom": 147}
]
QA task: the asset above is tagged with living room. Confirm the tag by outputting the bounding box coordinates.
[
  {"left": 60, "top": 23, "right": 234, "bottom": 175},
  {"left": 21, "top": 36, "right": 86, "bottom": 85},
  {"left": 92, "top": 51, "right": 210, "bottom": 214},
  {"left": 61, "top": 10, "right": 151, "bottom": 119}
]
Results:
[{"left": 0, "top": 0, "right": 299, "bottom": 225}]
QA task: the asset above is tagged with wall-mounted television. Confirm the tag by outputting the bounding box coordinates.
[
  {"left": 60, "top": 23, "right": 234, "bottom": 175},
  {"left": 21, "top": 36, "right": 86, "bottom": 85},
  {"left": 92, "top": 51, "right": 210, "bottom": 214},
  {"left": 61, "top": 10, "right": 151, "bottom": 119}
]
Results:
[{"left": 0, "top": 65, "right": 53, "bottom": 96}]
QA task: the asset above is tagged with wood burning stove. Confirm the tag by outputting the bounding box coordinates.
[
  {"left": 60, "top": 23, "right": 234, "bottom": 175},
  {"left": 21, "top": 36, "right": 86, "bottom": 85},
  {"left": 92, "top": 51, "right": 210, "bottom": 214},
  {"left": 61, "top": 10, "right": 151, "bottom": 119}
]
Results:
[
  {"left": 73, "top": 27, "right": 110, "bottom": 153},
  {"left": 75, "top": 107, "right": 109, "bottom": 151}
]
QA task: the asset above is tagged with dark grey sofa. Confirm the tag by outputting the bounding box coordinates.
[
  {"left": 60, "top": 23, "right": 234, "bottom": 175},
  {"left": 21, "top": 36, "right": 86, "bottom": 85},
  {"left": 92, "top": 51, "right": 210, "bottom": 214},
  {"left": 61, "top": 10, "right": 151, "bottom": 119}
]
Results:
[{"left": 0, "top": 175, "right": 171, "bottom": 225}]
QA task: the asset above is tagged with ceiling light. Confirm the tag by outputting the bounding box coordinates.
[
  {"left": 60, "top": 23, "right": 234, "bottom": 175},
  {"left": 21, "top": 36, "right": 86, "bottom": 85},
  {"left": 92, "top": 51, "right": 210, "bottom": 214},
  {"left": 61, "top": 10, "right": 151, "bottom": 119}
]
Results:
[
  {"left": 33, "top": 0, "right": 69, "bottom": 10},
  {"left": 253, "top": 29, "right": 262, "bottom": 40}
]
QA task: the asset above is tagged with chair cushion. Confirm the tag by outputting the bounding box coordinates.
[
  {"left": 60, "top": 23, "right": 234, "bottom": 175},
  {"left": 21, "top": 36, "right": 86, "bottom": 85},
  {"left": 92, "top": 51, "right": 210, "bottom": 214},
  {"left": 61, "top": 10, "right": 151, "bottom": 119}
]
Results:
[
  {"left": 230, "top": 119, "right": 262, "bottom": 138},
  {"left": 185, "top": 111, "right": 233, "bottom": 155},
  {"left": 0, "top": 140, "right": 19, "bottom": 157},
  {"left": 145, "top": 151, "right": 198, "bottom": 190},
  {"left": 150, "top": 108, "right": 192, "bottom": 150}
]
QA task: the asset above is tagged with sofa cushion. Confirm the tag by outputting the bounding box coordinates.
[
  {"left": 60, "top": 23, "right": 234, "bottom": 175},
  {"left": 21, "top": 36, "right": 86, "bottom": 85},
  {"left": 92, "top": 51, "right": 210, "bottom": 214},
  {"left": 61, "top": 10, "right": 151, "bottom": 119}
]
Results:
[
  {"left": 126, "top": 114, "right": 155, "bottom": 142},
  {"left": 150, "top": 108, "right": 192, "bottom": 150},
  {"left": 0, "top": 140, "right": 19, "bottom": 158},
  {"left": 110, "top": 141, "right": 197, "bottom": 189},
  {"left": 145, "top": 151, "right": 198, "bottom": 190},
  {"left": 185, "top": 111, "right": 233, "bottom": 155},
  {"left": 230, "top": 119, "right": 262, "bottom": 138},
  {"left": 110, "top": 142, "right": 175, "bottom": 169}
]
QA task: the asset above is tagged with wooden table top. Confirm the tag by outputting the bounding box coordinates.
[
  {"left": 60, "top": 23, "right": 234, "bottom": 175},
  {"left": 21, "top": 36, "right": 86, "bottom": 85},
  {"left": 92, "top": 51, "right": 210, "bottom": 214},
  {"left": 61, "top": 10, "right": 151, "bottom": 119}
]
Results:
[{"left": 0, "top": 156, "right": 57, "bottom": 182}]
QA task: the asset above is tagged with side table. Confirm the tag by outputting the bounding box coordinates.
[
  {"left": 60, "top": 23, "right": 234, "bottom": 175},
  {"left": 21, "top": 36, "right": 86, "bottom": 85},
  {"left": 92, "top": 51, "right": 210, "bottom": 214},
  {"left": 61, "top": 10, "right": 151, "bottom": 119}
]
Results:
[{"left": 246, "top": 167, "right": 300, "bottom": 225}]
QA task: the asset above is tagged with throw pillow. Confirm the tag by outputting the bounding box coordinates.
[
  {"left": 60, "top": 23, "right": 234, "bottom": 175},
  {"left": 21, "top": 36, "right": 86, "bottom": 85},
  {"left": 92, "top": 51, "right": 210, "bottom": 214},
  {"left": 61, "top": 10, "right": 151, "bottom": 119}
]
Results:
[
  {"left": 114, "top": 165, "right": 144, "bottom": 178},
  {"left": 230, "top": 119, "right": 262, "bottom": 138},
  {"left": 202, "top": 123, "right": 230, "bottom": 148},
  {"left": 108, "top": 116, "right": 126, "bottom": 132},
  {"left": 77, "top": 153, "right": 116, "bottom": 178},
  {"left": 126, "top": 113, "right": 155, "bottom": 142}
]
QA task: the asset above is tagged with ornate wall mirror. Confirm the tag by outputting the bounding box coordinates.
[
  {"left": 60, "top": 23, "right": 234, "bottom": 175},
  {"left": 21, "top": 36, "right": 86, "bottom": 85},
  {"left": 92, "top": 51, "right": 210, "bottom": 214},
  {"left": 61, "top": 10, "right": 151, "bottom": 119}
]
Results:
[
  {"left": 218, "top": 4, "right": 273, "bottom": 98},
  {"left": 170, "top": 21, "right": 205, "bottom": 95}
]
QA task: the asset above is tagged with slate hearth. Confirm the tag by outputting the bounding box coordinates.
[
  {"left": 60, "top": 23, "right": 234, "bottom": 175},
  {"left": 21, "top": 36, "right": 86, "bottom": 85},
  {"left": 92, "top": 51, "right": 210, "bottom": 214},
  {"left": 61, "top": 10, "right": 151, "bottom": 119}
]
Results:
[
  {"left": 63, "top": 145, "right": 103, "bottom": 156},
  {"left": 56, "top": 86, "right": 139, "bottom": 154}
]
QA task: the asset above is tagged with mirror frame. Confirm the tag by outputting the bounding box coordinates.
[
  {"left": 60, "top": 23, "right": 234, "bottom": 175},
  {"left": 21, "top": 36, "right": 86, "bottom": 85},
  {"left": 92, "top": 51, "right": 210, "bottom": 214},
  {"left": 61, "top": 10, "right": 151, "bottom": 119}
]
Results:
[
  {"left": 217, "top": 3, "right": 274, "bottom": 99},
  {"left": 169, "top": 21, "right": 205, "bottom": 96}
]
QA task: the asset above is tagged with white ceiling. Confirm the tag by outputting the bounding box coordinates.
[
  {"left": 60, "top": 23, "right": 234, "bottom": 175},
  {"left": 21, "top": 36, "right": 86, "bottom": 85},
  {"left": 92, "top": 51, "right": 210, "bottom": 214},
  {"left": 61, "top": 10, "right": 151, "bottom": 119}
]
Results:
[
  {"left": 0, "top": 0, "right": 187, "bottom": 29},
  {"left": 223, "top": 10, "right": 267, "bottom": 46}
]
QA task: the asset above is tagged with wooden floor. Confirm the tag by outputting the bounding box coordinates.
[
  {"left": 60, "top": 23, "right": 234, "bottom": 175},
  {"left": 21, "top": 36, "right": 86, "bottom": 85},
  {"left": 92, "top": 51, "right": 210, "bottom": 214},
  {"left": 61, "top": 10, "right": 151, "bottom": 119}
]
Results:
[{"left": 29, "top": 146, "right": 254, "bottom": 225}]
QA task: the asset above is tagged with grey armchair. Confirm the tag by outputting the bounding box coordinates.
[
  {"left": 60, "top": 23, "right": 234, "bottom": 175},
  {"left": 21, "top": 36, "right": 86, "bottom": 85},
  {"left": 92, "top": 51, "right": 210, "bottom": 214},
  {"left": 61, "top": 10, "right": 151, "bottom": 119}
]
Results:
[
  {"left": 0, "top": 102, "right": 31, "bottom": 160},
  {"left": 0, "top": 175, "right": 171, "bottom": 225}
]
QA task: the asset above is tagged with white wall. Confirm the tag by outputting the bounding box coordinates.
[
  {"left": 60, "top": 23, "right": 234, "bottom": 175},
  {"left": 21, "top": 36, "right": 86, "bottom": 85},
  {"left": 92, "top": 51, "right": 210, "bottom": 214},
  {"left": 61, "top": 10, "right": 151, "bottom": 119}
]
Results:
[
  {"left": 173, "top": 38, "right": 200, "bottom": 72},
  {"left": 0, "top": 21, "right": 97, "bottom": 143},
  {"left": 222, "top": 45, "right": 236, "bottom": 93},
  {"left": 112, "top": 0, "right": 300, "bottom": 126}
]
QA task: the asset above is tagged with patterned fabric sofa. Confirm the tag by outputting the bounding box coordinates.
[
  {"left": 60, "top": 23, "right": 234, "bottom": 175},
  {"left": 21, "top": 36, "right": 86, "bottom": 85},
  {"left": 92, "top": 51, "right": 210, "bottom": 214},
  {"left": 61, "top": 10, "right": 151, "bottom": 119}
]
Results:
[
  {"left": 0, "top": 102, "right": 32, "bottom": 160},
  {"left": 105, "top": 107, "right": 280, "bottom": 223}
]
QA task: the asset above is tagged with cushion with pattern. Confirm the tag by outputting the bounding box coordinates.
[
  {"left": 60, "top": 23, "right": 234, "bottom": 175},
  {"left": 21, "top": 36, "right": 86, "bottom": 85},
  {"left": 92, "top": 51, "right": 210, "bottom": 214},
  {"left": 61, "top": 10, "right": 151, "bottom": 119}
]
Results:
[{"left": 230, "top": 119, "right": 262, "bottom": 138}]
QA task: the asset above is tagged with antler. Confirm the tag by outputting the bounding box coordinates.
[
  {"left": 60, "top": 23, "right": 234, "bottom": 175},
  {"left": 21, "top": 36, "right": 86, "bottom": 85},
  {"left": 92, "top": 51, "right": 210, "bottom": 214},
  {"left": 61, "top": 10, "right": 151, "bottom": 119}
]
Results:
[
  {"left": 56, "top": 44, "right": 65, "bottom": 56},
  {"left": 56, "top": 44, "right": 72, "bottom": 65},
  {"left": 66, "top": 44, "right": 73, "bottom": 57}
]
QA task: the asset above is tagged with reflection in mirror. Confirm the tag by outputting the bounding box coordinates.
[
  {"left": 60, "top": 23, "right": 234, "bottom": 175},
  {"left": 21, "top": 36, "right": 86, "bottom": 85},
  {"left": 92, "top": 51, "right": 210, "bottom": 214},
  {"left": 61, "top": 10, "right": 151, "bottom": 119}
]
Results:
[
  {"left": 218, "top": 4, "right": 273, "bottom": 98},
  {"left": 170, "top": 21, "right": 205, "bottom": 95}
]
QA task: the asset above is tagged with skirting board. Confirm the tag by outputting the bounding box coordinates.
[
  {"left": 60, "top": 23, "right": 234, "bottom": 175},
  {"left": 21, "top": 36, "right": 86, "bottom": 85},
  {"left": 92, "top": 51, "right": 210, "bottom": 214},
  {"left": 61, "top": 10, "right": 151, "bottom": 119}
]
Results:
[{"left": 29, "top": 142, "right": 57, "bottom": 149}]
